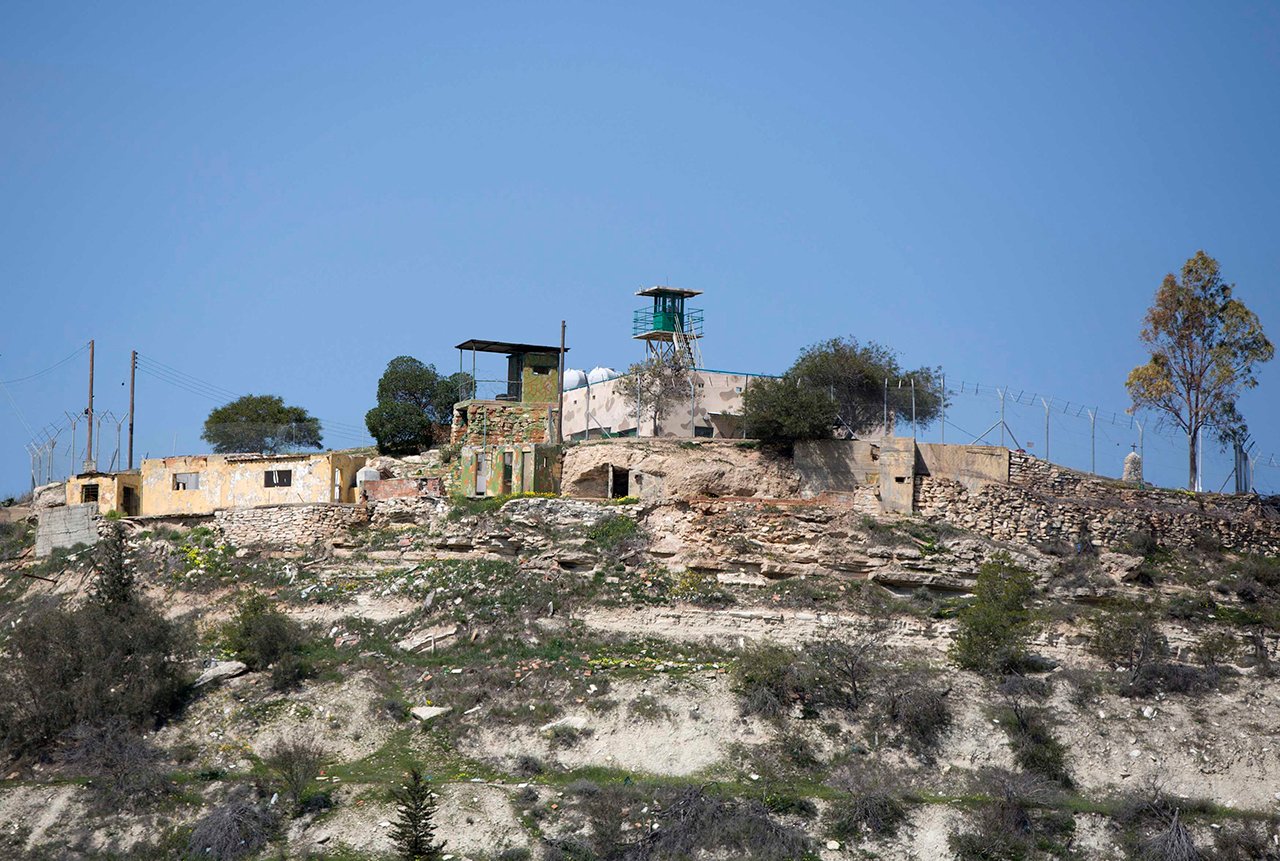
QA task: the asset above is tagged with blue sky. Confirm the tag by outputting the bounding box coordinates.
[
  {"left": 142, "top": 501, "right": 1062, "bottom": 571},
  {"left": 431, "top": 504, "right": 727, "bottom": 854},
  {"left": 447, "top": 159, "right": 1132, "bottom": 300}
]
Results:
[{"left": 3, "top": 2, "right": 1279, "bottom": 496}]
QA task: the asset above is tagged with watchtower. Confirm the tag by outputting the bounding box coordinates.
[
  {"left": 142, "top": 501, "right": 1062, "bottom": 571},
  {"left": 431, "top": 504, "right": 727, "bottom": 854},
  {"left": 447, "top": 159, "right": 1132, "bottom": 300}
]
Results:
[{"left": 632, "top": 286, "right": 703, "bottom": 368}]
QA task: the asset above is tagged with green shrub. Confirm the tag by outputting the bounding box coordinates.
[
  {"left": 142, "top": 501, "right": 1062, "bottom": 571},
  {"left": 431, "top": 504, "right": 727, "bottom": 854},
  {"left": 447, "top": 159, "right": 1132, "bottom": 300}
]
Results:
[
  {"left": 951, "top": 555, "right": 1041, "bottom": 676},
  {"left": 0, "top": 599, "right": 192, "bottom": 758},
  {"left": 586, "top": 515, "right": 639, "bottom": 549},
  {"left": 741, "top": 375, "right": 836, "bottom": 454},
  {"left": 996, "top": 701, "right": 1071, "bottom": 787},
  {"left": 0, "top": 520, "right": 34, "bottom": 560},
  {"left": 224, "top": 593, "right": 309, "bottom": 674}
]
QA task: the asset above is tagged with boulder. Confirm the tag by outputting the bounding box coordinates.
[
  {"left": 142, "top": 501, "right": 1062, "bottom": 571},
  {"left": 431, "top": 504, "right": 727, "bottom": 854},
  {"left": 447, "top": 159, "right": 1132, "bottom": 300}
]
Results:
[
  {"left": 194, "top": 661, "right": 248, "bottom": 688},
  {"left": 411, "top": 705, "right": 452, "bottom": 722}
]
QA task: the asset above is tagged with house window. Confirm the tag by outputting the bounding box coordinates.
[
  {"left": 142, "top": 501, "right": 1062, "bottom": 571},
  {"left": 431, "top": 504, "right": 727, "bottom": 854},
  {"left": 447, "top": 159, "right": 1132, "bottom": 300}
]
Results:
[
  {"left": 172, "top": 472, "right": 200, "bottom": 491},
  {"left": 264, "top": 469, "right": 293, "bottom": 488},
  {"left": 81, "top": 483, "right": 99, "bottom": 503},
  {"left": 694, "top": 426, "right": 714, "bottom": 438}
]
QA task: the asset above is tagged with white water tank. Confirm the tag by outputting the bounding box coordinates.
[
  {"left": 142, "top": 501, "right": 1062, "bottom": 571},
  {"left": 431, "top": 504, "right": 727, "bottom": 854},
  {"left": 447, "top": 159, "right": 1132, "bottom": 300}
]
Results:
[
  {"left": 587, "top": 366, "right": 620, "bottom": 385},
  {"left": 356, "top": 466, "right": 381, "bottom": 487},
  {"left": 563, "top": 368, "right": 587, "bottom": 390}
]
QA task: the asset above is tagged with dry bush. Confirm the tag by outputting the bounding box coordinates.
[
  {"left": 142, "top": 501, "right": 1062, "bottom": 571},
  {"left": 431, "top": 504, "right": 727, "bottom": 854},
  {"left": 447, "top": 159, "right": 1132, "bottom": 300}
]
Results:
[
  {"left": 543, "top": 783, "right": 810, "bottom": 861},
  {"left": 187, "top": 787, "right": 279, "bottom": 861},
  {"left": 876, "top": 668, "right": 952, "bottom": 755},
  {"left": 60, "top": 719, "right": 175, "bottom": 811},
  {"left": 824, "top": 764, "right": 909, "bottom": 843},
  {"left": 807, "top": 633, "right": 886, "bottom": 715},
  {"left": 732, "top": 643, "right": 814, "bottom": 720},
  {"left": 949, "top": 769, "right": 1072, "bottom": 861},
  {"left": 1212, "top": 820, "right": 1280, "bottom": 860},
  {"left": 1139, "top": 811, "right": 1201, "bottom": 861},
  {"left": 627, "top": 786, "right": 811, "bottom": 861},
  {"left": 262, "top": 735, "right": 327, "bottom": 811}
]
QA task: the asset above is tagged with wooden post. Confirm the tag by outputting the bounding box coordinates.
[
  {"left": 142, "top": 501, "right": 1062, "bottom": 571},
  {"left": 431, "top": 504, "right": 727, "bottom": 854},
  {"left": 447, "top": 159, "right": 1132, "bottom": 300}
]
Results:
[
  {"left": 84, "top": 339, "right": 95, "bottom": 471},
  {"left": 127, "top": 350, "right": 136, "bottom": 470}
]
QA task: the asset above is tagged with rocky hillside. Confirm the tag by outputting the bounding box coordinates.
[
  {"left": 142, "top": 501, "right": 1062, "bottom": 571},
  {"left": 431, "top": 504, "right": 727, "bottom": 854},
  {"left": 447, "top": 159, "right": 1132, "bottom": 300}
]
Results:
[{"left": 1, "top": 463, "right": 1280, "bottom": 860}]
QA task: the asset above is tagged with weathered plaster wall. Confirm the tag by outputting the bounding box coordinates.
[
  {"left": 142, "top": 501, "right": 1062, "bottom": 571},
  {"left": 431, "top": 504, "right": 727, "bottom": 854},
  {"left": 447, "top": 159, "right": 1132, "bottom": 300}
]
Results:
[
  {"left": 794, "top": 440, "right": 881, "bottom": 496},
  {"left": 457, "top": 444, "right": 559, "bottom": 498},
  {"left": 214, "top": 503, "right": 369, "bottom": 549},
  {"left": 915, "top": 443, "right": 1010, "bottom": 490},
  {"left": 65, "top": 471, "right": 142, "bottom": 515},
  {"left": 561, "top": 370, "right": 756, "bottom": 440},
  {"left": 36, "top": 503, "right": 99, "bottom": 556},
  {"left": 140, "top": 452, "right": 364, "bottom": 516},
  {"left": 520, "top": 352, "right": 560, "bottom": 403},
  {"left": 362, "top": 477, "right": 445, "bottom": 500}
]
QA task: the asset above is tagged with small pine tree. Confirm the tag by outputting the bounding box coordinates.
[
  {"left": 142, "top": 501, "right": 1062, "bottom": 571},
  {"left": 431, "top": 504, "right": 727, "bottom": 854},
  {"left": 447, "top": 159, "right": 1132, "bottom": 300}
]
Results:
[
  {"left": 91, "top": 521, "right": 135, "bottom": 607},
  {"left": 950, "top": 554, "right": 1040, "bottom": 675},
  {"left": 391, "top": 768, "right": 445, "bottom": 861}
]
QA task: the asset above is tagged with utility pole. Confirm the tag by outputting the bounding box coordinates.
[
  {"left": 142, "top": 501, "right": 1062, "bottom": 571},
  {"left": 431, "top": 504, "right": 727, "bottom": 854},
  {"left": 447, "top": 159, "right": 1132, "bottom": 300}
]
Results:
[
  {"left": 128, "top": 349, "right": 136, "bottom": 469},
  {"left": 84, "top": 339, "right": 95, "bottom": 472}
]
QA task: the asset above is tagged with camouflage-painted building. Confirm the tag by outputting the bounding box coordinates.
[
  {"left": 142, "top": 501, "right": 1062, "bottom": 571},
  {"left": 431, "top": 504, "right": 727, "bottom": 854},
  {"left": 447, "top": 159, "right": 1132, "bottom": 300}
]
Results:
[{"left": 451, "top": 339, "right": 565, "bottom": 497}]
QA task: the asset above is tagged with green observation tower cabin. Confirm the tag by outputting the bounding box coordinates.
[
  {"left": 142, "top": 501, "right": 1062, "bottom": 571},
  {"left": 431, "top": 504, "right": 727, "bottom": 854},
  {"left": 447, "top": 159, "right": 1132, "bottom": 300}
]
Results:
[{"left": 632, "top": 286, "right": 704, "bottom": 368}]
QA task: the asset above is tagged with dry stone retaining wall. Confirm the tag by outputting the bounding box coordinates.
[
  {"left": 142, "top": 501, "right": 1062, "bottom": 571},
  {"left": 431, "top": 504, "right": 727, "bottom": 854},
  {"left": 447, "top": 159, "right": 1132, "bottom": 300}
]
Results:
[
  {"left": 214, "top": 504, "right": 369, "bottom": 549},
  {"left": 919, "top": 454, "right": 1280, "bottom": 553}
]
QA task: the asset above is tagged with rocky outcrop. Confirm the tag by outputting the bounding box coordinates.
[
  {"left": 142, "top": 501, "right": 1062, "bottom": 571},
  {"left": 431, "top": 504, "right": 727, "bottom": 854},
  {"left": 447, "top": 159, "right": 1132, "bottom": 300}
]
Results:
[{"left": 562, "top": 439, "right": 801, "bottom": 501}]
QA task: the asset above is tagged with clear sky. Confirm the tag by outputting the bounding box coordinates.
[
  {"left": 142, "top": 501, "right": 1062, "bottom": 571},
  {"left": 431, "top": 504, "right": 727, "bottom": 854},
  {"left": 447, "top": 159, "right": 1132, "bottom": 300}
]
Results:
[{"left": 3, "top": 2, "right": 1279, "bottom": 496}]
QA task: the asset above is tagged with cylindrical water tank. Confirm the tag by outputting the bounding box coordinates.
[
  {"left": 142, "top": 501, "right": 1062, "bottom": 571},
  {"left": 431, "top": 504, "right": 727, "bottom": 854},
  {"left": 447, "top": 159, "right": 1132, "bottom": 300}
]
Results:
[
  {"left": 563, "top": 368, "right": 587, "bottom": 390},
  {"left": 587, "top": 366, "right": 620, "bottom": 385},
  {"left": 356, "top": 466, "right": 381, "bottom": 486}
]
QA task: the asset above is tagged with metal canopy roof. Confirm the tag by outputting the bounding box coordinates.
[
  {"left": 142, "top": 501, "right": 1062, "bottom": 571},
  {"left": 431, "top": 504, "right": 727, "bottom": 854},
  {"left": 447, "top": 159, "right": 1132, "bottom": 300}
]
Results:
[
  {"left": 636, "top": 286, "right": 702, "bottom": 298},
  {"left": 454, "top": 339, "right": 566, "bottom": 355}
]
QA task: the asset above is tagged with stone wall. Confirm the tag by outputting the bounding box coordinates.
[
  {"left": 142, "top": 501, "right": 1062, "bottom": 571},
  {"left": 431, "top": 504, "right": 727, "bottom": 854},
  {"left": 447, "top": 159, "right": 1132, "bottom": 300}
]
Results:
[
  {"left": 214, "top": 503, "right": 369, "bottom": 549},
  {"left": 35, "top": 503, "right": 100, "bottom": 556},
  {"left": 451, "top": 401, "right": 554, "bottom": 446},
  {"left": 917, "top": 454, "right": 1280, "bottom": 553}
]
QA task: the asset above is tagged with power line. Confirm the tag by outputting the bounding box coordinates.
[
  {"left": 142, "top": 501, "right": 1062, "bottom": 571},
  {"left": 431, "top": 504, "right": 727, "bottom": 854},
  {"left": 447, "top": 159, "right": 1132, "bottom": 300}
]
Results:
[{"left": 0, "top": 342, "right": 91, "bottom": 385}]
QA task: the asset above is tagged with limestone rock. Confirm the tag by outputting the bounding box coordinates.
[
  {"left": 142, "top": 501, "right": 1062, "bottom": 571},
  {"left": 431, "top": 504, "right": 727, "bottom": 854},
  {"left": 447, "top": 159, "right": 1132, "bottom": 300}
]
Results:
[
  {"left": 411, "top": 706, "right": 452, "bottom": 722},
  {"left": 194, "top": 660, "right": 248, "bottom": 688}
]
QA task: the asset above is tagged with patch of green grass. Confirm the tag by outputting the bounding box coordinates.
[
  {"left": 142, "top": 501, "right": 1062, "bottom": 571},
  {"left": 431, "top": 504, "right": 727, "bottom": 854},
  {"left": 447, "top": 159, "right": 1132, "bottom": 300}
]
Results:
[
  {"left": 586, "top": 514, "right": 639, "bottom": 549},
  {"left": 447, "top": 491, "right": 558, "bottom": 520}
]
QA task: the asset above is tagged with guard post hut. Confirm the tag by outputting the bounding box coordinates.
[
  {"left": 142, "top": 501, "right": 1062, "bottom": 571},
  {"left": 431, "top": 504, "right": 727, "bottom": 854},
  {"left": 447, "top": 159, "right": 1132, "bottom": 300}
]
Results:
[{"left": 451, "top": 339, "right": 566, "bottom": 497}]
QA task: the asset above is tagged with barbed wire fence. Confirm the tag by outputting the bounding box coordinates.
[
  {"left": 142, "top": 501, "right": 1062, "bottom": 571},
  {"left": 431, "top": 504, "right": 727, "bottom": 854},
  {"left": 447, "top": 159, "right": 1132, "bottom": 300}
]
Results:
[
  {"left": 893, "top": 376, "right": 1280, "bottom": 495},
  {"left": 6, "top": 344, "right": 1280, "bottom": 497}
]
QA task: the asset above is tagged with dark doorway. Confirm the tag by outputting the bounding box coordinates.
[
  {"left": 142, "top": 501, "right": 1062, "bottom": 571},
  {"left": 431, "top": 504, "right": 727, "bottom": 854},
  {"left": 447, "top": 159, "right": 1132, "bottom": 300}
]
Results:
[
  {"left": 608, "top": 465, "right": 630, "bottom": 499},
  {"left": 122, "top": 486, "right": 139, "bottom": 516}
]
